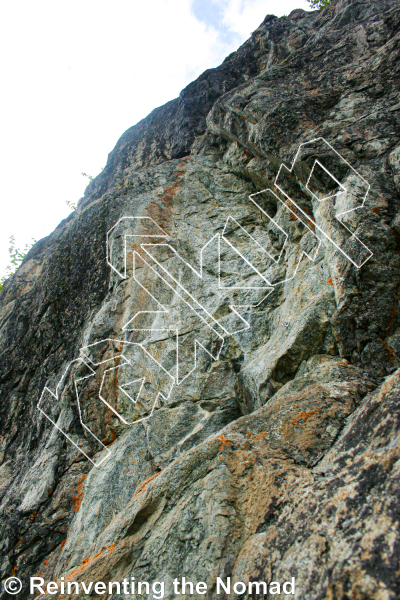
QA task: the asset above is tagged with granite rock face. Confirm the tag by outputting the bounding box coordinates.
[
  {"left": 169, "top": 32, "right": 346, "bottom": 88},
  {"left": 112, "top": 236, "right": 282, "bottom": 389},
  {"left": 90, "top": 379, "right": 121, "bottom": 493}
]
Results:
[{"left": 1, "top": 0, "right": 400, "bottom": 598}]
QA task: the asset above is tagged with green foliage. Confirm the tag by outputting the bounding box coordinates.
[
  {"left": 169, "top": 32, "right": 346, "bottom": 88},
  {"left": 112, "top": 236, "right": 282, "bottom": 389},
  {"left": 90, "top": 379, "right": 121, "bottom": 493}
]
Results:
[
  {"left": 66, "top": 200, "right": 77, "bottom": 211},
  {"left": 307, "top": 0, "right": 333, "bottom": 8},
  {"left": 81, "top": 172, "right": 94, "bottom": 182},
  {"left": 82, "top": 167, "right": 104, "bottom": 185},
  {"left": 0, "top": 235, "right": 36, "bottom": 292}
]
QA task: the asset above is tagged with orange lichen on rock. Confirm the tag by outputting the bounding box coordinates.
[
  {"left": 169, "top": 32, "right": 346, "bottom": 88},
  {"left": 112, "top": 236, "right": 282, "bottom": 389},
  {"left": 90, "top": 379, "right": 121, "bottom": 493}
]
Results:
[
  {"left": 291, "top": 409, "right": 319, "bottom": 426},
  {"left": 243, "top": 430, "right": 267, "bottom": 443},
  {"left": 217, "top": 431, "right": 266, "bottom": 458},
  {"left": 64, "top": 543, "right": 116, "bottom": 582},
  {"left": 293, "top": 247, "right": 301, "bottom": 266},
  {"left": 218, "top": 434, "right": 237, "bottom": 459},
  {"left": 380, "top": 339, "right": 395, "bottom": 363},
  {"left": 132, "top": 472, "right": 161, "bottom": 498},
  {"left": 103, "top": 430, "right": 117, "bottom": 446},
  {"left": 218, "top": 434, "right": 233, "bottom": 451},
  {"left": 327, "top": 278, "right": 334, "bottom": 287},
  {"left": 71, "top": 475, "right": 87, "bottom": 512},
  {"left": 147, "top": 157, "right": 190, "bottom": 233},
  {"left": 385, "top": 307, "right": 397, "bottom": 337},
  {"left": 29, "top": 511, "right": 39, "bottom": 523}
]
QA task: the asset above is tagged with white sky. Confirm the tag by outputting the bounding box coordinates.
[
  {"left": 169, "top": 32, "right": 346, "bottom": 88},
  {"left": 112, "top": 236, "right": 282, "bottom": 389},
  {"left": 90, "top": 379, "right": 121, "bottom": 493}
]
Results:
[{"left": 0, "top": 0, "right": 311, "bottom": 274}]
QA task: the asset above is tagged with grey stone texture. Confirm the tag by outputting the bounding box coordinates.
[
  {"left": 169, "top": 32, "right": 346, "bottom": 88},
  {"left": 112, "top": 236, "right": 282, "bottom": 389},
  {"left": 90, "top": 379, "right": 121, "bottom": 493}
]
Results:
[{"left": 1, "top": 0, "right": 400, "bottom": 598}]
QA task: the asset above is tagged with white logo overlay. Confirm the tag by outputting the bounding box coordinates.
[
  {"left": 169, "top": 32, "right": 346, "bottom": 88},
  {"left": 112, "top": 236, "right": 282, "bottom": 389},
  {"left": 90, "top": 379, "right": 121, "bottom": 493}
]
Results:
[
  {"left": 4, "top": 577, "right": 23, "bottom": 594},
  {"left": 37, "top": 138, "right": 372, "bottom": 467}
]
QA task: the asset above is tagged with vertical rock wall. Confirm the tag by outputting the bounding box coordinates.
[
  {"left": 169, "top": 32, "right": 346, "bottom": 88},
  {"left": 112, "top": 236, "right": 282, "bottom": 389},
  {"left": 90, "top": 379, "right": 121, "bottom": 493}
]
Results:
[{"left": 0, "top": 0, "right": 400, "bottom": 598}]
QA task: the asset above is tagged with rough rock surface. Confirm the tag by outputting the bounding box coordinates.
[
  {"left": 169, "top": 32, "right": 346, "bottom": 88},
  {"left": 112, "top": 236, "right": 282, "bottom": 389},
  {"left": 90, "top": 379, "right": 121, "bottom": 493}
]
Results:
[{"left": 1, "top": 0, "right": 400, "bottom": 598}]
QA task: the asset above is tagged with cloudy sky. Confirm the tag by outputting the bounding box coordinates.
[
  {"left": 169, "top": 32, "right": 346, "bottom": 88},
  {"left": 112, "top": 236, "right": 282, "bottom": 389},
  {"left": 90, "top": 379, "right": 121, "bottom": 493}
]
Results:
[{"left": 0, "top": 0, "right": 311, "bottom": 274}]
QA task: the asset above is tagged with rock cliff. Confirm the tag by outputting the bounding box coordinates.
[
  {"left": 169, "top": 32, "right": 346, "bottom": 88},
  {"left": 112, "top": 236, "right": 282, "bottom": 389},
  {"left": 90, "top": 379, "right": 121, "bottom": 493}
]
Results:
[{"left": 1, "top": 0, "right": 400, "bottom": 598}]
